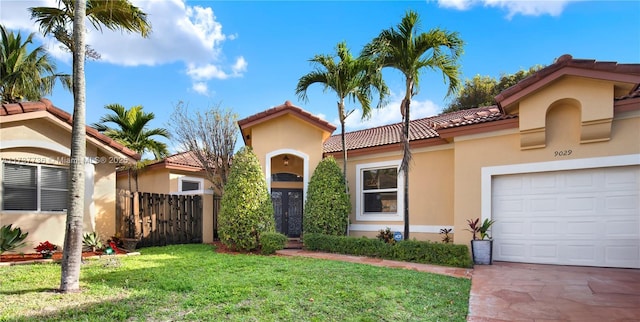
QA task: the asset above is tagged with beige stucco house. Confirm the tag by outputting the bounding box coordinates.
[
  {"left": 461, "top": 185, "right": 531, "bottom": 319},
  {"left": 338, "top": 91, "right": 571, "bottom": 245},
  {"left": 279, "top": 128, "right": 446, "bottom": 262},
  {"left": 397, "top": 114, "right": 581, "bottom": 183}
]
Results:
[
  {"left": 239, "top": 55, "right": 640, "bottom": 269},
  {"left": 1, "top": 99, "right": 139, "bottom": 253}
]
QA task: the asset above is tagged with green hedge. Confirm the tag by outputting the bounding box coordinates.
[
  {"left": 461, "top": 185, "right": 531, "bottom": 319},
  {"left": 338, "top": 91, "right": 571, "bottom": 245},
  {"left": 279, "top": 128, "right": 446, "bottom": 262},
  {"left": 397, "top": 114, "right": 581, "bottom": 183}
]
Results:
[
  {"left": 219, "top": 147, "right": 275, "bottom": 251},
  {"left": 304, "top": 233, "right": 472, "bottom": 268},
  {"left": 303, "top": 156, "right": 350, "bottom": 236},
  {"left": 260, "top": 232, "right": 288, "bottom": 255}
]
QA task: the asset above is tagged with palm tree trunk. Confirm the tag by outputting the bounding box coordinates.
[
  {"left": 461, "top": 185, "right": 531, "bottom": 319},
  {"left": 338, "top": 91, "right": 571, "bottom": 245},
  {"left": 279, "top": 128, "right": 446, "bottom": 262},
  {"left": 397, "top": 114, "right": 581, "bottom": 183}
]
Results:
[
  {"left": 401, "top": 96, "right": 411, "bottom": 240},
  {"left": 60, "top": 0, "right": 86, "bottom": 293},
  {"left": 338, "top": 101, "right": 348, "bottom": 185}
]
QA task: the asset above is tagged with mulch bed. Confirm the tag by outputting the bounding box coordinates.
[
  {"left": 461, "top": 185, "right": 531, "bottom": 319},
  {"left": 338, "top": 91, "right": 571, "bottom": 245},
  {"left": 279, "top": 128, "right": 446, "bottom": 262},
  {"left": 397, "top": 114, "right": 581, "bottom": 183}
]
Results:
[{"left": 1, "top": 251, "right": 104, "bottom": 263}]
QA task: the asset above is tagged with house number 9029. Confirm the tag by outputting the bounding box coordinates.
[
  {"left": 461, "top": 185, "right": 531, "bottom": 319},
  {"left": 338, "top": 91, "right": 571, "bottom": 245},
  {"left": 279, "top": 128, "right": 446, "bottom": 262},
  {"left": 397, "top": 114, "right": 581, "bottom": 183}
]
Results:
[{"left": 554, "top": 150, "right": 572, "bottom": 157}]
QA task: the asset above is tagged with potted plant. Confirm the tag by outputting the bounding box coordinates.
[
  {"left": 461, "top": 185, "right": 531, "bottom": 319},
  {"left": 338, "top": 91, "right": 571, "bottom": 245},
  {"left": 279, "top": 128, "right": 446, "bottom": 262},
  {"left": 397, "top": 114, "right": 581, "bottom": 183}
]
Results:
[
  {"left": 467, "top": 218, "right": 495, "bottom": 265},
  {"left": 34, "top": 241, "right": 57, "bottom": 259}
]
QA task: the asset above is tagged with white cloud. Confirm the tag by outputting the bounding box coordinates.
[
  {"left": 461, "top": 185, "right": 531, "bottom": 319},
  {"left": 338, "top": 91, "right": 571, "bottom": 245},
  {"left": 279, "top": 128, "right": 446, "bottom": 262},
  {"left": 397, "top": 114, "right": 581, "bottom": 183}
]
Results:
[
  {"left": 192, "top": 82, "right": 209, "bottom": 95},
  {"left": 341, "top": 94, "right": 441, "bottom": 131},
  {"left": 187, "top": 63, "right": 230, "bottom": 80},
  {"left": 437, "top": 0, "right": 579, "bottom": 18},
  {"left": 0, "top": 0, "right": 245, "bottom": 95},
  {"left": 232, "top": 57, "right": 248, "bottom": 75}
]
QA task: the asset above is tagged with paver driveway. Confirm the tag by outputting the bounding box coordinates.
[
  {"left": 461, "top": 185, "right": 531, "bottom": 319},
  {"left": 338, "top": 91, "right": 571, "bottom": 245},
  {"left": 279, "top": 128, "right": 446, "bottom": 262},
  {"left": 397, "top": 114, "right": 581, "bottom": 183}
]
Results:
[{"left": 468, "top": 262, "right": 640, "bottom": 321}]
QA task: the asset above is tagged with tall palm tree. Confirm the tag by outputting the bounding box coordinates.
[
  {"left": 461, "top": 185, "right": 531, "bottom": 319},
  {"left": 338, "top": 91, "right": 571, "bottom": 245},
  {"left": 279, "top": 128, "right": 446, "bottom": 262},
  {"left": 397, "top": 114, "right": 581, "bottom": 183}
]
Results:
[
  {"left": 29, "top": 0, "right": 150, "bottom": 293},
  {"left": 30, "top": 0, "right": 150, "bottom": 55},
  {"left": 93, "top": 103, "right": 170, "bottom": 191},
  {"left": 363, "top": 10, "right": 464, "bottom": 240},
  {"left": 59, "top": 0, "right": 88, "bottom": 294},
  {"left": 0, "top": 25, "right": 71, "bottom": 103},
  {"left": 296, "top": 41, "right": 388, "bottom": 181}
]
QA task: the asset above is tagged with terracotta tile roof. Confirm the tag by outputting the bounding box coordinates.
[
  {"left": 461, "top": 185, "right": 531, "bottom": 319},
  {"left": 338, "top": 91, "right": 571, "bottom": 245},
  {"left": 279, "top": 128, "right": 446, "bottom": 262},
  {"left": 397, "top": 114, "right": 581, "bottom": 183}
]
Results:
[
  {"left": 1, "top": 99, "right": 140, "bottom": 160},
  {"left": 496, "top": 54, "right": 640, "bottom": 106},
  {"left": 161, "top": 151, "right": 205, "bottom": 169},
  {"left": 238, "top": 100, "right": 336, "bottom": 133},
  {"left": 323, "top": 106, "right": 516, "bottom": 153}
]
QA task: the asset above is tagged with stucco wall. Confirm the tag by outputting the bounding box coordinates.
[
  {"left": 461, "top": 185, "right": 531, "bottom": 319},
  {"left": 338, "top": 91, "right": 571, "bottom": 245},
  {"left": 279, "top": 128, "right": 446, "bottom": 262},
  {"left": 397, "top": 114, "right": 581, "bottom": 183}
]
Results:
[
  {"left": 1, "top": 115, "right": 124, "bottom": 253},
  {"left": 250, "top": 114, "right": 326, "bottom": 181},
  {"left": 451, "top": 106, "right": 640, "bottom": 244},
  {"left": 343, "top": 146, "right": 455, "bottom": 242}
]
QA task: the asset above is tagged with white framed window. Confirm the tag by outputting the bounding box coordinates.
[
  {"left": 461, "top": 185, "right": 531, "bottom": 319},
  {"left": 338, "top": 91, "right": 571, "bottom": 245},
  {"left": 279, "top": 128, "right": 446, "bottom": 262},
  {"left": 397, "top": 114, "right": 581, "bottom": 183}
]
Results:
[
  {"left": 355, "top": 160, "right": 404, "bottom": 221},
  {"left": 2, "top": 162, "right": 68, "bottom": 212},
  {"left": 178, "top": 176, "right": 204, "bottom": 192}
]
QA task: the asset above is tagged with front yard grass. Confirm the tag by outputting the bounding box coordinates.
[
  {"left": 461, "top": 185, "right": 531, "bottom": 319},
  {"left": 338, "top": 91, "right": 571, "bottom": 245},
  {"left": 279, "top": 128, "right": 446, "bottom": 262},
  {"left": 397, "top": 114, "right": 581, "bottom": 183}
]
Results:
[{"left": 0, "top": 244, "right": 470, "bottom": 321}]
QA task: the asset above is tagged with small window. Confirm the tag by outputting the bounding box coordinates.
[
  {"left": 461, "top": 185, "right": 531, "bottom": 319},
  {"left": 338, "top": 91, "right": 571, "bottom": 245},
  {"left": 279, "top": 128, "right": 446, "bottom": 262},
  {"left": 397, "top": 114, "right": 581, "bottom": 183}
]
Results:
[
  {"left": 2, "top": 162, "right": 68, "bottom": 212},
  {"left": 271, "top": 173, "right": 303, "bottom": 182},
  {"left": 178, "top": 176, "right": 204, "bottom": 192},
  {"left": 356, "top": 161, "right": 403, "bottom": 221},
  {"left": 181, "top": 180, "right": 201, "bottom": 191},
  {"left": 362, "top": 168, "right": 398, "bottom": 213}
]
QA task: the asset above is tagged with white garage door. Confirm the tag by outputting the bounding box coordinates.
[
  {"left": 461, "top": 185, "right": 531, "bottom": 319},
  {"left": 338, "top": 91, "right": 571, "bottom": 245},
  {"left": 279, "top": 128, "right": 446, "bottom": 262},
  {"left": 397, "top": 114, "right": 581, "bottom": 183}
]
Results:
[{"left": 492, "top": 165, "right": 640, "bottom": 268}]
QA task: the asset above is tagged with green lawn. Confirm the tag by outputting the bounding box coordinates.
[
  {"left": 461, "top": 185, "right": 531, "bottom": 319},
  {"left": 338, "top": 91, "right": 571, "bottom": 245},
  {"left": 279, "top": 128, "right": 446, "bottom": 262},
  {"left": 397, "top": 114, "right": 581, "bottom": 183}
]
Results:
[{"left": 0, "top": 244, "right": 470, "bottom": 321}]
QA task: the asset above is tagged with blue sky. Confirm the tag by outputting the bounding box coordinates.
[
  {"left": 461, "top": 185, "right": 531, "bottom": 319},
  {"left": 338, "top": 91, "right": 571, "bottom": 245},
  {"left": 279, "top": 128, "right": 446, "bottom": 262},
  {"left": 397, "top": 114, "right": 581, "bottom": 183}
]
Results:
[{"left": 2, "top": 0, "right": 639, "bottom": 153}]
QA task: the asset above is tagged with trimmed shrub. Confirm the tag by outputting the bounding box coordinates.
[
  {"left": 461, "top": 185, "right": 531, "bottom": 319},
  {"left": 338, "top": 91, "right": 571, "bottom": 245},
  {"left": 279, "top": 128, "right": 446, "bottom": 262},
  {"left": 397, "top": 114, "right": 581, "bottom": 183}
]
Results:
[
  {"left": 219, "top": 147, "right": 275, "bottom": 251},
  {"left": 303, "top": 156, "right": 351, "bottom": 236},
  {"left": 303, "top": 233, "right": 472, "bottom": 268},
  {"left": 260, "top": 232, "right": 288, "bottom": 255}
]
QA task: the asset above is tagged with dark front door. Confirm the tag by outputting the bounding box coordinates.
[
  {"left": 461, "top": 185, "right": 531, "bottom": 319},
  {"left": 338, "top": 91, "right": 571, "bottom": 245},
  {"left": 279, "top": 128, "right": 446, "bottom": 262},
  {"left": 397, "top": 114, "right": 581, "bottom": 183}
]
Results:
[{"left": 271, "top": 189, "right": 303, "bottom": 238}]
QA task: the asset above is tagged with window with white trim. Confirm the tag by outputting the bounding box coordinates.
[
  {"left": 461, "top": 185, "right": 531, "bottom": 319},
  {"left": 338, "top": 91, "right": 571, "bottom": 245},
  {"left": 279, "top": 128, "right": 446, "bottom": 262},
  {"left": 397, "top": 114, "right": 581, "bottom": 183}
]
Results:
[
  {"left": 178, "top": 176, "right": 204, "bottom": 192},
  {"left": 2, "top": 162, "right": 68, "bottom": 212},
  {"left": 356, "top": 160, "right": 403, "bottom": 221}
]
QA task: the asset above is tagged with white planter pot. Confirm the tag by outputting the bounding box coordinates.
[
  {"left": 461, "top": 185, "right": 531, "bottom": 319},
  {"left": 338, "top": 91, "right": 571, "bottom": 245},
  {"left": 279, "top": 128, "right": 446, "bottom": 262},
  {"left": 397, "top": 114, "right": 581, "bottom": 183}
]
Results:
[{"left": 471, "top": 239, "right": 493, "bottom": 265}]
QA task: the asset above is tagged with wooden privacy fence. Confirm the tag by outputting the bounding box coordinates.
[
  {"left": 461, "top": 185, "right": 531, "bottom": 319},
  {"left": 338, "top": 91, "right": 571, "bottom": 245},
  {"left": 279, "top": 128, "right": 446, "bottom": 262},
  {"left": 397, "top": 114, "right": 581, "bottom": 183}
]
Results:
[{"left": 117, "top": 190, "right": 203, "bottom": 248}]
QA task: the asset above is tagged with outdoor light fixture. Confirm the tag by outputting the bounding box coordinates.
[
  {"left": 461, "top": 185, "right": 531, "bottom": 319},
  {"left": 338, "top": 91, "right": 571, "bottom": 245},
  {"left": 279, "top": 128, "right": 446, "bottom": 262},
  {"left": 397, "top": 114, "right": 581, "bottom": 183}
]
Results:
[{"left": 283, "top": 155, "right": 290, "bottom": 166}]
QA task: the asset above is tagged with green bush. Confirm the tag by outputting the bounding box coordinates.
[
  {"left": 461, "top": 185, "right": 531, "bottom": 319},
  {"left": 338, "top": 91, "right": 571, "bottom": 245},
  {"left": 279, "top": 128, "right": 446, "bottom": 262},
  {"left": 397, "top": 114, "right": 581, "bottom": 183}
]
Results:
[
  {"left": 303, "top": 233, "right": 472, "bottom": 268},
  {"left": 219, "top": 147, "right": 275, "bottom": 251},
  {"left": 303, "top": 156, "right": 351, "bottom": 236},
  {"left": 260, "top": 232, "right": 288, "bottom": 255},
  {"left": 0, "top": 224, "right": 28, "bottom": 254}
]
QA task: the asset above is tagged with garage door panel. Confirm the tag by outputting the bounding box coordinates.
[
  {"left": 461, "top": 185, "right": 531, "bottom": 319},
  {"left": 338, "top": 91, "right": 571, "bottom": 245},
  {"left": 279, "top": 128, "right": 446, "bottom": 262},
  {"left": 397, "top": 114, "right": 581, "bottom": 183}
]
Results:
[
  {"left": 493, "top": 197, "right": 525, "bottom": 213},
  {"left": 492, "top": 166, "right": 640, "bottom": 269},
  {"left": 496, "top": 242, "right": 527, "bottom": 260},
  {"left": 566, "top": 196, "right": 596, "bottom": 212},
  {"left": 566, "top": 221, "right": 598, "bottom": 236},
  {"left": 605, "top": 243, "right": 639, "bottom": 266},
  {"left": 605, "top": 194, "right": 638, "bottom": 210},
  {"left": 530, "top": 198, "right": 558, "bottom": 213},
  {"left": 531, "top": 221, "right": 558, "bottom": 236},
  {"left": 607, "top": 221, "right": 639, "bottom": 236}
]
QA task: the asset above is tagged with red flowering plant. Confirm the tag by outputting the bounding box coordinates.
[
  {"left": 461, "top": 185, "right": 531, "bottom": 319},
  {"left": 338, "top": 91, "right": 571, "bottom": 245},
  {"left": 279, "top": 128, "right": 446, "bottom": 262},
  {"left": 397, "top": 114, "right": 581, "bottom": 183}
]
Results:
[{"left": 34, "top": 241, "right": 58, "bottom": 257}]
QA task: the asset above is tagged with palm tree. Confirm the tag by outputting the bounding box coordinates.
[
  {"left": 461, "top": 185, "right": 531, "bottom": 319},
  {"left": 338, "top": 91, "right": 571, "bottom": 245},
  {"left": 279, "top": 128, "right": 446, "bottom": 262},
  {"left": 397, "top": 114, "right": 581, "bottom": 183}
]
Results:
[
  {"left": 93, "top": 103, "right": 170, "bottom": 191},
  {"left": 30, "top": 0, "right": 150, "bottom": 55},
  {"left": 0, "top": 25, "right": 71, "bottom": 103},
  {"left": 58, "top": 0, "right": 88, "bottom": 294},
  {"left": 296, "top": 41, "right": 388, "bottom": 181},
  {"left": 29, "top": 0, "right": 150, "bottom": 293},
  {"left": 363, "top": 10, "right": 464, "bottom": 240}
]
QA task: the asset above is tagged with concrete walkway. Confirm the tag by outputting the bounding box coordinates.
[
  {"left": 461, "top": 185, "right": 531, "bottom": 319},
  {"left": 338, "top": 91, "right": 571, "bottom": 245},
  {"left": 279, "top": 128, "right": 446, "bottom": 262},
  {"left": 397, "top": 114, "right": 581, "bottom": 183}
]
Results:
[
  {"left": 468, "top": 262, "right": 640, "bottom": 321},
  {"left": 277, "top": 249, "right": 640, "bottom": 321}
]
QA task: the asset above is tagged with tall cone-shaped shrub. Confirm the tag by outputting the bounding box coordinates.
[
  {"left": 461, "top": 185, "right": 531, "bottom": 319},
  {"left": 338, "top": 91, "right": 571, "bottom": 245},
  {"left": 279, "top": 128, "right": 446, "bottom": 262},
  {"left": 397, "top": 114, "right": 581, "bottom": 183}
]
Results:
[
  {"left": 304, "top": 156, "right": 351, "bottom": 235},
  {"left": 219, "top": 147, "right": 275, "bottom": 251}
]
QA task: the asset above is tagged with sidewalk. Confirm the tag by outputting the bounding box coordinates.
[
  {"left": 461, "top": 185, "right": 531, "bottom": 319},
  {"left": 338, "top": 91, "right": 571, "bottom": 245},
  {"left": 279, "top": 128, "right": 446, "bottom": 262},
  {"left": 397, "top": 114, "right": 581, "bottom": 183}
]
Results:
[{"left": 276, "top": 248, "right": 472, "bottom": 279}]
